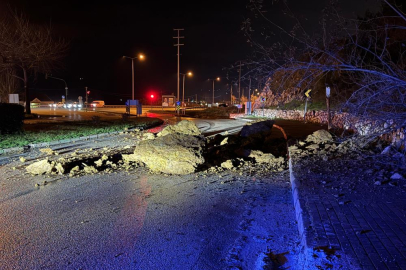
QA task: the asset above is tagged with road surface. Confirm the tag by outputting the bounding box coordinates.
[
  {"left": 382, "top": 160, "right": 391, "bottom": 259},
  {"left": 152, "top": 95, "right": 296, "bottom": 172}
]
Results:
[{"left": 0, "top": 160, "right": 300, "bottom": 269}]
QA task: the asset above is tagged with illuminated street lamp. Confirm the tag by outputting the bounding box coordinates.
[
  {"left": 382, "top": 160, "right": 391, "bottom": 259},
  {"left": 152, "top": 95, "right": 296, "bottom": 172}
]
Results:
[
  {"left": 123, "top": 54, "right": 145, "bottom": 100},
  {"left": 210, "top": 77, "right": 220, "bottom": 105},
  {"left": 180, "top": 71, "right": 193, "bottom": 107}
]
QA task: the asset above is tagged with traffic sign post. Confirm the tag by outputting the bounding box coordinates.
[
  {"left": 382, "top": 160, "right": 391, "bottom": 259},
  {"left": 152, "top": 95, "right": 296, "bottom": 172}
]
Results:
[
  {"left": 304, "top": 89, "right": 311, "bottom": 122},
  {"left": 260, "top": 96, "right": 266, "bottom": 116},
  {"left": 326, "top": 86, "right": 331, "bottom": 130},
  {"left": 176, "top": 101, "right": 181, "bottom": 114}
]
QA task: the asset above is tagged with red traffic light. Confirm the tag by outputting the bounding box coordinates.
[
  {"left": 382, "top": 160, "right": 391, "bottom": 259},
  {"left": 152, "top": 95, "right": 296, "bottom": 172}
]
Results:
[
  {"left": 87, "top": 91, "right": 90, "bottom": 95},
  {"left": 150, "top": 94, "right": 154, "bottom": 98}
]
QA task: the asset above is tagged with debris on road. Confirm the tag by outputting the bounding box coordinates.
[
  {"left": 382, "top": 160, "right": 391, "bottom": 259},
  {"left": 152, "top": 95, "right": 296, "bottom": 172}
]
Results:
[
  {"left": 123, "top": 133, "right": 206, "bottom": 175},
  {"left": 26, "top": 158, "right": 54, "bottom": 175},
  {"left": 157, "top": 119, "right": 201, "bottom": 137},
  {"left": 23, "top": 119, "right": 291, "bottom": 177}
]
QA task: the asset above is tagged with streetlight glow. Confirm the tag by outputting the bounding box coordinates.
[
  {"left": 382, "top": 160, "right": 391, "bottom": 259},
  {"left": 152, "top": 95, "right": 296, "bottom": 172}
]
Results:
[{"left": 139, "top": 54, "right": 145, "bottom": 60}]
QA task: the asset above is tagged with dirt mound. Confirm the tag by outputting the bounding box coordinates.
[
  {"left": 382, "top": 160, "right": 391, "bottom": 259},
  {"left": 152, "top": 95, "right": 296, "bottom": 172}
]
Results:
[{"left": 157, "top": 120, "right": 201, "bottom": 137}]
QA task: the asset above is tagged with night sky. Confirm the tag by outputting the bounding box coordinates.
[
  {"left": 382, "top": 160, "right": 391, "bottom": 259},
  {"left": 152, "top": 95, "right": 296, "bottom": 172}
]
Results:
[{"left": 1, "top": 0, "right": 380, "bottom": 104}]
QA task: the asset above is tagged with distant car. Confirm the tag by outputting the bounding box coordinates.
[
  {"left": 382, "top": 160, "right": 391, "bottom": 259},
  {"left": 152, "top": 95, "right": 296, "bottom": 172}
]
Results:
[
  {"left": 53, "top": 102, "right": 63, "bottom": 108},
  {"left": 218, "top": 103, "right": 228, "bottom": 107},
  {"left": 72, "top": 102, "right": 82, "bottom": 108},
  {"left": 91, "top": 100, "right": 105, "bottom": 108}
]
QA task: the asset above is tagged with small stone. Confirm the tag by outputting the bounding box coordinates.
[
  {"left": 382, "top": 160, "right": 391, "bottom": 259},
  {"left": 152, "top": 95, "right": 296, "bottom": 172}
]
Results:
[
  {"left": 390, "top": 173, "right": 404, "bottom": 180},
  {"left": 19, "top": 157, "right": 26, "bottom": 162},
  {"left": 374, "top": 181, "right": 381, "bottom": 185}
]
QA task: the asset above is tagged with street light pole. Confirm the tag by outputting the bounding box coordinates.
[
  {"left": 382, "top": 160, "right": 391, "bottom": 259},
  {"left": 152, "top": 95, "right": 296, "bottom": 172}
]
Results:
[
  {"left": 210, "top": 77, "right": 220, "bottom": 105},
  {"left": 212, "top": 79, "right": 215, "bottom": 105},
  {"left": 123, "top": 54, "right": 145, "bottom": 101},
  {"left": 46, "top": 74, "right": 68, "bottom": 101},
  {"left": 180, "top": 72, "right": 192, "bottom": 107},
  {"left": 131, "top": 58, "right": 134, "bottom": 100},
  {"left": 182, "top": 74, "right": 185, "bottom": 106}
]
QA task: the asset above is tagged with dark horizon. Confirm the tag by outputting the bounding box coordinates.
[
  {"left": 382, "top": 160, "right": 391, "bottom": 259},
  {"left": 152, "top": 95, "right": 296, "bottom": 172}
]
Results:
[{"left": 1, "top": 0, "right": 380, "bottom": 104}]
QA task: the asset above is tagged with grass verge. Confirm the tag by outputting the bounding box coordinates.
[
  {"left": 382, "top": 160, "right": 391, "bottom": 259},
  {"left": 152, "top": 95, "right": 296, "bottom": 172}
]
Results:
[{"left": 0, "top": 117, "right": 163, "bottom": 149}]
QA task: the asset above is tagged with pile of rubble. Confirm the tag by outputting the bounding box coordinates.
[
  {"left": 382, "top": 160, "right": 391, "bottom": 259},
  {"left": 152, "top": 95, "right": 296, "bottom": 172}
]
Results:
[
  {"left": 289, "top": 129, "right": 406, "bottom": 189},
  {"left": 24, "top": 120, "right": 289, "bottom": 177}
]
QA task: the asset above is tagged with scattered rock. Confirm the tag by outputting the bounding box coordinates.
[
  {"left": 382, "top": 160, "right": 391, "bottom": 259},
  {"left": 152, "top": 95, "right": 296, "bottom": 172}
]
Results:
[
  {"left": 248, "top": 150, "right": 285, "bottom": 168},
  {"left": 55, "top": 162, "right": 65, "bottom": 174},
  {"left": 220, "top": 137, "right": 228, "bottom": 146},
  {"left": 306, "top": 144, "right": 320, "bottom": 150},
  {"left": 40, "top": 148, "right": 55, "bottom": 155},
  {"left": 221, "top": 160, "right": 234, "bottom": 169},
  {"left": 69, "top": 166, "right": 80, "bottom": 176},
  {"left": 142, "top": 133, "right": 155, "bottom": 140},
  {"left": 19, "top": 157, "right": 26, "bottom": 163},
  {"left": 305, "top": 130, "right": 333, "bottom": 144},
  {"left": 390, "top": 173, "right": 404, "bottom": 180},
  {"left": 83, "top": 164, "right": 98, "bottom": 174}
]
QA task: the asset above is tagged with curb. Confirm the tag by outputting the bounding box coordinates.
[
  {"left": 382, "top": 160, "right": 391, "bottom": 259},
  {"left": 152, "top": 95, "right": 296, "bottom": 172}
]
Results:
[{"left": 288, "top": 152, "right": 316, "bottom": 250}]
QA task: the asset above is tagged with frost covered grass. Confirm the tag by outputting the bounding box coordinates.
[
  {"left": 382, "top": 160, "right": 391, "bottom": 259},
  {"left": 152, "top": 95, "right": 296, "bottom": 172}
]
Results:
[{"left": 0, "top": 117, "right": 163, "bottom": 149}]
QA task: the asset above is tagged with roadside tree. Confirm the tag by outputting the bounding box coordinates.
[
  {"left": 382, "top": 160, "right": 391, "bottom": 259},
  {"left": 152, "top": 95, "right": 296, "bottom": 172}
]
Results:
[{"left": 0, "top": 11, "right": 68, "bottom": 114}]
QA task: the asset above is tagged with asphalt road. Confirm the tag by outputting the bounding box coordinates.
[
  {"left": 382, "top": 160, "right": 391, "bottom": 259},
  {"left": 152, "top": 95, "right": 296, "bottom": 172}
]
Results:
[{"left": 0, "top": 161, "right": 300, "bottom": 269}]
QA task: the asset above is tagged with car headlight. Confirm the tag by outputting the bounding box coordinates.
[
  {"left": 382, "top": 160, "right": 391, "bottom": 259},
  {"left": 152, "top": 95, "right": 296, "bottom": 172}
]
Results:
[
  {"left": 63, "top": 104, "right": 66, "bottom": 108},
  {"left": 78, "top": 104, "right": 82, "bottom": 108},
  {"left": 68, "top": 104, "right": 72, "bottom": 108}
]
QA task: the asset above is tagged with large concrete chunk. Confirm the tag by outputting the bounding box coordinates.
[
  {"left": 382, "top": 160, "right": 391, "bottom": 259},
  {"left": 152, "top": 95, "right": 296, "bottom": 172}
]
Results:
[
  {"left": 124, "top": 133, "right": 205, "bottom": 174},
  {"left": 157, "top": 120, "right": 201, "bottom": 137},
  {"left": 305, "top": 129, "right": 333, "bottom": 144},
  {"left": 240, "top": 120, "right": 274, "bottom": 138},
  {"left": 26, "top": 159, "right": 53, "bottom": 175}
]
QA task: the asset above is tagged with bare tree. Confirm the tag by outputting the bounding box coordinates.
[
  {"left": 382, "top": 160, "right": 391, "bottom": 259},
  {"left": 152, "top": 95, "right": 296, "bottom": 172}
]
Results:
[
  {"left": 0, "top": 10, "right": 68, "bottom": 114},
  {"left": 0, "top": 67, "right": 20, "bottom": 102},
  {"left": 244, "top": 0, "right": 406, "bottom": 131}
]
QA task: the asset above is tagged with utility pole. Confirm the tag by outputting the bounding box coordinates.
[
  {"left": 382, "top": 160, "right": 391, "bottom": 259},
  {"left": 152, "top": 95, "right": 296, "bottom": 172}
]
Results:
[
  {"left": 173, "top": 29, "right": 184, "bottom": 102},
  {"left": 230, "top": 84, "right": 233, "bottom": 105},
  {"left": 85, "top": 87, "right": 88, "bottom": 112},
  {"left": 248, "top": 76, "right": 251, "bottom": 115},
  {"left": 238, "top": 61, "right": 241, "bottom": 103}
]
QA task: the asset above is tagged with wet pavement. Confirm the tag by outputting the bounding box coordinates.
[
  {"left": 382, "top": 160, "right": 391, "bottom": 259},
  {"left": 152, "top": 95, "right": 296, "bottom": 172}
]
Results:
[{"left": 0, "top": 162, "right": 301, "bottom": 269}]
